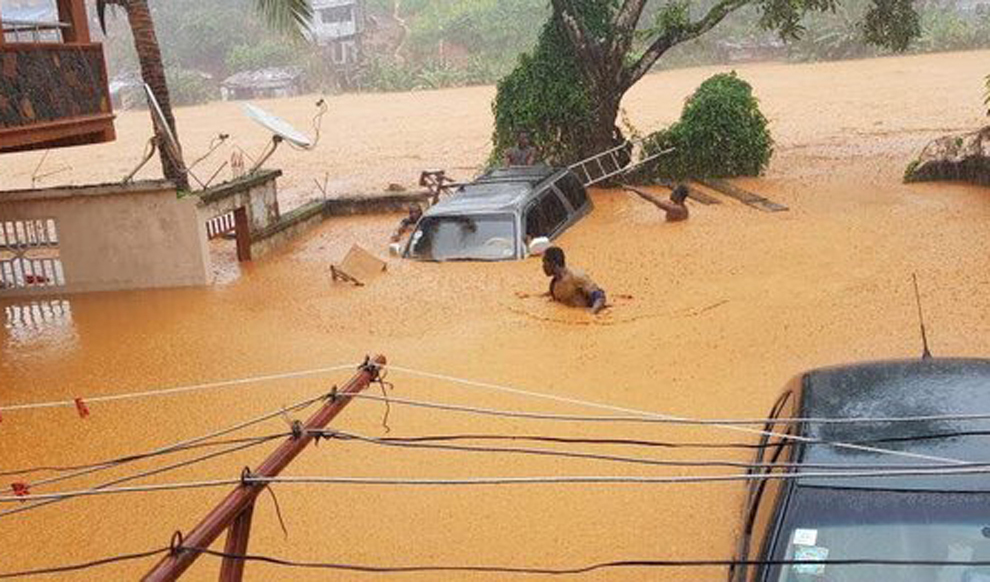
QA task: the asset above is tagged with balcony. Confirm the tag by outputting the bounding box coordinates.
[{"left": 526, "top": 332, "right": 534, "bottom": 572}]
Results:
[{"left": 0, "top": 0, "right": 116, "bottom": 153}]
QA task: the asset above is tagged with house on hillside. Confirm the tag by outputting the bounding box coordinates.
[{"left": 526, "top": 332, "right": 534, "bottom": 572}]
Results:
[
  {"left": 220, "top": 67, "right": 305, "bottom": 101},
  {"left": 310, "top": 0, "right": 366, "bottom": 73}
]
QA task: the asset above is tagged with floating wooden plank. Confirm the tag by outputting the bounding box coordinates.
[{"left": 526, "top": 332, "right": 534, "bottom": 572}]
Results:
[{"left": 696, "top": 179, "right": 788, "bottom": 212}]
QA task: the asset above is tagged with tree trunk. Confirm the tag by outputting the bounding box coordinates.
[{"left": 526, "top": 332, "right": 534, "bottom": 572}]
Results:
[
  {"left": 124, "top": 0, "right": 189, "bottom": 190},
  {"left": 583, "top": 89, "right": 625, "bottom": 159}
]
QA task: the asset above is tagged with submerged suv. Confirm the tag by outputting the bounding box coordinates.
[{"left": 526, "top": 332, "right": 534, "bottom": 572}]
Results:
[
  {"left": 401, "top": 166, "right": 592, "bottom": 262},
  {"left": 732, "top": 358, "right": 990, "bottom": 582}
]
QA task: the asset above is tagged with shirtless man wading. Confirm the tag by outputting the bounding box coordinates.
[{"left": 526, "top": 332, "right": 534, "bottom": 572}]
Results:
[{"left": 542, "top": 246, "right": 606, "bottom": 314}]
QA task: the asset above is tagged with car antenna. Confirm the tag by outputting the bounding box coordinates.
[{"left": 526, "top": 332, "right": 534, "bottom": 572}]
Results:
[{"left": 912, "top": 273, "right": 933, "bottom": 360}]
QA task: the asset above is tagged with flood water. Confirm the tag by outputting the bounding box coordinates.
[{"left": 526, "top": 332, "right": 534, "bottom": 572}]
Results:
[{"left": 2, "top": 50, "right": 990, "bottom": 580}]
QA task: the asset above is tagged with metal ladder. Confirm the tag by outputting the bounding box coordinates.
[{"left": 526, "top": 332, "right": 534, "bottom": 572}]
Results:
[{"left": 568, "top": 139, "right": 674, "bottom": 187}]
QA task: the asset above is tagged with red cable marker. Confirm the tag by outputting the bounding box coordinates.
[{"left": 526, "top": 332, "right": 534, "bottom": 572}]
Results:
[
  {"left": 74, "top": 398, "right": 90, "bottom": 419},
  {"left": 11, "top": 483, "right": 30, "bottom": 497}
]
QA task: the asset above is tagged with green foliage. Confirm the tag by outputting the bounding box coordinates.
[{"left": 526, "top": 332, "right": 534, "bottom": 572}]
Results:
[
  {"left": 490, "top": 0, "right": 617, "bottom": 166},
  {"left": 862, "top": 0, "right": 919, "bottom": 51},
  {"left": 165, "top": 68, "right": 215, "bottom": 106},
  {"left": 643, "top": 72, "right": 774, "bottom": 180},
  {"left": 226, "top": 42, "right": 298, "bottom": 73},
  {"left": 914, "top": 5, "right": 990, "bottom": 53}
]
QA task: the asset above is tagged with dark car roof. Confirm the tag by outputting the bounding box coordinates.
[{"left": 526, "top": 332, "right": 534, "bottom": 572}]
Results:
[
  {"left": 797, "top": 358, "right": 990, "bottom": 491},
  {"left": 424, "top": 166, "right": 570, "bottom": 216}
]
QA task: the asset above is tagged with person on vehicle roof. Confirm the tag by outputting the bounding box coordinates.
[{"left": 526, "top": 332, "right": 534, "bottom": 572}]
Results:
[
  {"left": 542, "top": 246, "right": 606, "bottom": 314},
  {"left": 504, "top": 131, "right": 539, "bottom": 167},
  {"left": 390, "top": 204, "right": 423, "bottom": 243}
]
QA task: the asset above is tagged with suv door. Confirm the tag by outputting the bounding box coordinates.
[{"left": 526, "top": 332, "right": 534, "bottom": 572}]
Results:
[{"left": 524, "top": 188, "right": 570, "bottom": 241}]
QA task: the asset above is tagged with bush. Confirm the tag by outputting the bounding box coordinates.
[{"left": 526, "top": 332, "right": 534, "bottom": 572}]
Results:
[
  {"left": 642, "top": 72, "right": 773, "bottom": 180},
  {"left": 490, "top": 0, "right": 615, "bottom": 166}
]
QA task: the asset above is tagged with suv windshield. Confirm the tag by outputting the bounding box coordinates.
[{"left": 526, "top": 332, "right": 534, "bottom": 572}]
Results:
[
  {"left": 770, "top": 487, "right": 990, "bottom": 581},
  {"left": 407, "top": 214, "right": 516, "bottom": 261}
]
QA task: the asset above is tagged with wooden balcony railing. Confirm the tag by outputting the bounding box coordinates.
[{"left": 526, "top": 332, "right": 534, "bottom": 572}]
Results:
[{"left": 0, "top": 0, "right": 116, "bottom": 153}]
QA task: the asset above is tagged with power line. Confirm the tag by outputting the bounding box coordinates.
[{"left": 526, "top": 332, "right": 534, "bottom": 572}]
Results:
[
  {"left": 316, "top": 430, "right": 988, "bottom": 471},
  {"left": 380, "top": 365, "right": 967, "bottom": 465},
  {"left": 16, "top": 394, "right": 322, "bottom": 491},
  {"left": 7, "top": 548, "right": 990, "bottom": 579},
  {"left": 9, "top": 465, "right": 990, "bottom": 504},
  {"left": 187, "top": 547, "right": 990, "bottom": 574},
  {"left": 0, "top": 434, "right": 284, "bottom": 519},
  {"left": 0, "top": 363, "right": 356, "bottom": 414},
  {"left": 0, "top": 548, "right": 168, "bottom": 580},
  {"left": 349, "top": 393, "right": 990, "bottom": 427},
  {"left": 0, "top": 434, "right": 289, "bottom": 479}
]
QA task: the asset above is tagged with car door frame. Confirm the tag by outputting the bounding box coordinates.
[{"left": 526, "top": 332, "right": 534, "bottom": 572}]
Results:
[
  {"left": 729, "top": 377, "right": 803, "bottom": 582},
  {"left": 523, "top": 184, "right": 572, "bottom": 246}
]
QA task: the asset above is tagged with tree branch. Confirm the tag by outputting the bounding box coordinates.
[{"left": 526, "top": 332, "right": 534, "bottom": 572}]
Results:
[
  {"left": 623, "top": 0, "right": 751, "bottom": 88},
  {"left": 550, "top": 0, "right": 607, "bottom": 90},
  {"left": 611, "top": 0, "right": 648, "bottom": 68}
]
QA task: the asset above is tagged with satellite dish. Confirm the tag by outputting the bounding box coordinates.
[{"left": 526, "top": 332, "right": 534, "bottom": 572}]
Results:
[
  {"left": 241, "top": 100, "right": 326, "bottom": 174},
  {"left": 145, "top": 84, "right": 185, "bottom": 166},
  {"left": 243, "top": 104, "right": 313, "bottom": 148},
  {"left": 122, "top": 84, "right": 189, "bottom": 185}
]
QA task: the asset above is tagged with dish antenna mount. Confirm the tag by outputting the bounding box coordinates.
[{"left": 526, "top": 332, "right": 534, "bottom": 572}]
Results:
[
  {"left": 242, "top": 99, "right": 327, "bottom": 174},
  {"left": 123, "top": 84, "right": 187, "bottom": 184}
]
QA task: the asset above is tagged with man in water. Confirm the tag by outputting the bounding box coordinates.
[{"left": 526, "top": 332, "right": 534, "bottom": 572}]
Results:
[
  {"left": 504, "top": 131, "right": 539, "bottom": 167},
  {"left": 542, "top": 246, "right": 606, "bottom": 314},
  {"left": 390, "top": 204, "right": 423, "bottom": 243},
  {"left": 625, "top": 184, "right": 690, "bottom": 222}
]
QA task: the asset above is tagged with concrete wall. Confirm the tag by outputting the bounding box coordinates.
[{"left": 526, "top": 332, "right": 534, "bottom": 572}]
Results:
[
  {"left": 198, "top": 170, "right": 282, "bottom": 232},
  {"left": 0, "top": 180, "right": 209, "bottom": 296}
]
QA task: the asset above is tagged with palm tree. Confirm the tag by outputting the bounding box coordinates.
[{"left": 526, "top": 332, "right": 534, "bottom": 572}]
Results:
[{"left": 96, "top": 0, "right": 313, "bottom": 191}]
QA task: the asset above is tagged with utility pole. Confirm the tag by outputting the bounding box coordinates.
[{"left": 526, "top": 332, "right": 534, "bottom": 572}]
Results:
[{"left": 143, "top": 355, "right": 386, "bottom": 581}]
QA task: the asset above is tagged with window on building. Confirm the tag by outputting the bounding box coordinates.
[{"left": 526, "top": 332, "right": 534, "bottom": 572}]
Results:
[
  {"left": 320, "top": 5, "right": 353, "bottom": 25},
  {"left": 0, "top": 218, "right": 66, "bottom": 290}
]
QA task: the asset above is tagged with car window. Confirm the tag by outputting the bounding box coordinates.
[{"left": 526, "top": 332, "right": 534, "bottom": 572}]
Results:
[
  {"left": 525, "top": 189, "right": 569, "bottom": 239},
  {"left": 555, "top": 173, "right": 588, "bottom": 211}
]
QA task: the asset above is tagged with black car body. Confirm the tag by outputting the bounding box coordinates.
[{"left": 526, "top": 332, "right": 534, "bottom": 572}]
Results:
[
  {"left": 733, "top": 358, "right": 990, "bottom": 582},
  {"left": 402, "top": 166, "right": 592, "bottom": 262}
]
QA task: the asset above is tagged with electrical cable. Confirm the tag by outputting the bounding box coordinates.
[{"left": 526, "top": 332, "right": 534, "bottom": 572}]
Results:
[
  {"left": 186, "top": 547, "right": 990, "bottom": 574},
  {"left": 379, "top": 365, "right": 968, "bottom": 465},
  {"left": 0, "top": 548, "right": 168, "bottom": 580},
  {"left": 16, "top": 394, "right": 322, "bottom": 491},
  {"left": 315, "top": 430, "right": 990, "bottom": 471},
  {"left": 0, "top": 363, "right": 355, "bottom": 414},
  {"left": 10, "top": 464, "right": 990, "bottom": 504},
  {"left": 0, "top": 434, "right": 285, "bottom": 519},
  {"left": 0, "top": 433, "right": 290, "bottom": 479},
  {"left": 348, "top": 392, "right": 990, "bottom": 427}
]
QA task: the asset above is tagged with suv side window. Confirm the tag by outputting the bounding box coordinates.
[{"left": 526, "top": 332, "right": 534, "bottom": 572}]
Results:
[
  {"left": 555, "top": 173, "right": 588, "bottom": 211},
  {"left": 525, "top": 189, "right": 569, "bottom": 239}
]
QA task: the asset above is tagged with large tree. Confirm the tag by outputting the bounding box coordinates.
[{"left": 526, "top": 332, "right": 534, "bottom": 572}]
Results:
[
  {"left": 495, "top": 0, "right": 921, "bottom": 161},
  {"left": 96, "top": 0, "right": 312, "bottom": 190}
]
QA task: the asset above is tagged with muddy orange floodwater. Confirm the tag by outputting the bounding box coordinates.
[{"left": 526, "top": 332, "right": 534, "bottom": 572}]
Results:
[{"left": 2, "top": 50, "right": 990, "bottom": 581}]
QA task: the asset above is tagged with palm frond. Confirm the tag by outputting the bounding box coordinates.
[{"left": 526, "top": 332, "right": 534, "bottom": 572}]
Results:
[
  {"left": 95, "top": 0, "right": 126, "bottom": 34},
  {"left": 253, "top": 0, "right": 313, "bottom": 38}
]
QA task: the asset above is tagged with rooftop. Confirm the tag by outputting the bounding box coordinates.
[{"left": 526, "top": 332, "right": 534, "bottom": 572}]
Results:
[
  {"left": 798, "top": 358, "right": 990, "bottom": 491},
  {"left": 426, "top": 166, "right": 567, "bottom": 216}
]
